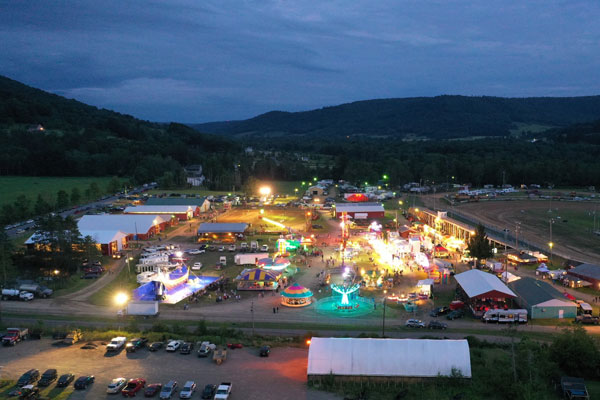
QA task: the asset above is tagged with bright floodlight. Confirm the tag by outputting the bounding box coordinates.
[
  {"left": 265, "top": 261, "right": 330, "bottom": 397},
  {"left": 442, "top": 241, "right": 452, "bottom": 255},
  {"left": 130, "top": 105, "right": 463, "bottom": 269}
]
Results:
[
  {"left": 259, "top": 186, "right": 271, "bottom": 196},
  {"left": 115, "top": 292, "right": 129, "bottom": 306},
  {"left": 175, "top": 251, "right": 183, "bottom": 257}
]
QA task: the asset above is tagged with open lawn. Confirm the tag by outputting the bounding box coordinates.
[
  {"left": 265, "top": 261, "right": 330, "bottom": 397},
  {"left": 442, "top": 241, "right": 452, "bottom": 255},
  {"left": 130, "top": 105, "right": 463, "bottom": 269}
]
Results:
[
  {"left": 217, "top": 208, "right": 310, "bottom": 231},
  {"left": 147, "top": 180, "right": 303, "bottom": 197},
  {"left": 88, "top": 259, "right": 138, "bottom": 306},
  {"left": 0, "top": 176, "right": 124, "bottom": 208}
]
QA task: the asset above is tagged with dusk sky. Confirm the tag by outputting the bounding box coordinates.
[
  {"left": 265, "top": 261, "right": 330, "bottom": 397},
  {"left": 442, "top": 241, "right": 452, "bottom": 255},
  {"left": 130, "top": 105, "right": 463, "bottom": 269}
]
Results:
[{"left": 1, "top": 0, "right": 599, "bottom": 122}]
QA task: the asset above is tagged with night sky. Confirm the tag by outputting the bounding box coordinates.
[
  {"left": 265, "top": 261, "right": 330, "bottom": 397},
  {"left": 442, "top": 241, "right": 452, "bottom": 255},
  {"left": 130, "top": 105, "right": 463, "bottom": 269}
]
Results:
[{"left": 1, "top": 0, "right": 599, "bottom": 122}]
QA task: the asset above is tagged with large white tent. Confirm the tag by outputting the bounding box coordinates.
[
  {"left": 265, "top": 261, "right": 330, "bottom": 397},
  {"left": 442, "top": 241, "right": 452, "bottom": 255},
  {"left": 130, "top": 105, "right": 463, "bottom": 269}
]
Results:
[
  {"left": 307, "top": 338, "right": 471, "bottom": 380},
  {"left": 454, "top": 269, "right": 516, "bottom": 299}
]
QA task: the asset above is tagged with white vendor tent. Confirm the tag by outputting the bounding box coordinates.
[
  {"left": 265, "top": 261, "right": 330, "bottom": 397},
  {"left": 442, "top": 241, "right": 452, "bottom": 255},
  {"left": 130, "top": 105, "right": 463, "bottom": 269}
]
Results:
[
  {"left": 454, "top": 269, "right": 516, "bottom": 300},
  {"left": 500, "top": 271, "right": 521, "bottom": 283},
  {"left": 307, "top": 338, "right": 471, "bottom": 381}
]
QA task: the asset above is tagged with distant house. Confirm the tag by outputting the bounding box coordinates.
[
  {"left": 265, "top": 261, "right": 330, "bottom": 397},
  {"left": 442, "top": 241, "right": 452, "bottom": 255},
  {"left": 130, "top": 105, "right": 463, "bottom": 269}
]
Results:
[
  {"left": 27, "top": 124, "right": 44, "bottom": 132},
  {"left": 307, "top": 185, "right": 325, "bottom": 197},
  {"left": 184, "top": 164, "right": 205, "bottom": 186},
  {"left": 568, "top": 263, "right": 600, "bottom": 288}
]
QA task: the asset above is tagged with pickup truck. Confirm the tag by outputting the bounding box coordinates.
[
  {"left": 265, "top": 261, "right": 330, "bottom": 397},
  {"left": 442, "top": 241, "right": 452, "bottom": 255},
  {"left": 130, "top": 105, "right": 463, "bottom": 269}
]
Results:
[
  {"left": 214, "top": 382, "right": 232, "bottom": 400},
  {"left": 106, "top": 336, "right": 127, "bottom": 352},
  {"left": 575, "top": 314, "right": 600, "bottom": 325},
  {"left": 2, "top": 327, "right": 29, "bottom": 346},
  {"left": 126, "top": 337, "right": 148, "bottom": 352},
  {"left": 1, "top": 289, "right": 34, "bottom": 301}
]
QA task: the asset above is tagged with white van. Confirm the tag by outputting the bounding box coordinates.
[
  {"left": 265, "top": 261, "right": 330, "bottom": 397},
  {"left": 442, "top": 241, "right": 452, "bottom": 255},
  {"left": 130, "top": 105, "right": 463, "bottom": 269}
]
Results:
[{"left": 482, "top": 309, "right": 527, "bottom": 323}]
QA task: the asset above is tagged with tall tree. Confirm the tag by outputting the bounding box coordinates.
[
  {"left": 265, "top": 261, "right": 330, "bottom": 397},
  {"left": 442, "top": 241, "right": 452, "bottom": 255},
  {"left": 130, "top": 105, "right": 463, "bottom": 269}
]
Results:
[
  {"left": 56, "top": 190, "right": 69, "bottom": 210},
  {"left": 0, "top": 229, "right": 14, "bottom": 286},
  {"left": 34, "top": 194, "right": 51, "bottom": 215},
  {"left": 14, "top": 194, "right": 31, "bottom": 220},
  {"left": 88, "top": 182, "right": 101, "bottom": 199},
  {"left": 107, "top": 176, "right": 121, "bottom": 194},
  {"left": 70, "top": 187, "right": 81, "bottom": 205},
  {"left": 467, "top": 223, "right": 493, "bottom": 266}
]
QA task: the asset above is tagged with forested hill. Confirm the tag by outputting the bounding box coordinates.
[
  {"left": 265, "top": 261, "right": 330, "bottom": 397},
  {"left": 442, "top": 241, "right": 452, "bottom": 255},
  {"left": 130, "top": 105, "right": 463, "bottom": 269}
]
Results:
[
  {"left": 192, "top": 95, "right": 600, "bottom": 139},
  {"left": 0, "top": 75, "right": 238, "bottom": 187}
]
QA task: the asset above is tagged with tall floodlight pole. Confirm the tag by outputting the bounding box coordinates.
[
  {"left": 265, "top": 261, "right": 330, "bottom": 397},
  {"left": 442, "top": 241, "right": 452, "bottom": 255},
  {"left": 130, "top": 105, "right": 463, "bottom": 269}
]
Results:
[{"left": 381, "top": 296, "right": 387, "bottom": 337}]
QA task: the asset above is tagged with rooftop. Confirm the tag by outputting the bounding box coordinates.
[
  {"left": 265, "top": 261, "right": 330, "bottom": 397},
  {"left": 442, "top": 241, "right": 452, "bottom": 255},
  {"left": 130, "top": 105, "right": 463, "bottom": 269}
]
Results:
[
  {"left": 569, "top": 263, "right": 600, "bottom": 281},
  {"left": 454, "top": 269, "right": 516, "bottom": 299},
  {"left": 508, "top": 277, "right": 575, "bottom": 307}
]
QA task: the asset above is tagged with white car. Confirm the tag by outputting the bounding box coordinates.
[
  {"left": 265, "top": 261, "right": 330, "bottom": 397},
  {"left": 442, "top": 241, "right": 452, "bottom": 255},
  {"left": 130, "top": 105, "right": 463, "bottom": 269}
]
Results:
[
  {"left": 106, "top": 377, "right": 127, "bottom": 394},
  {"left": 261, "top": 244, "right": 269, "bottom": 252},
  {"left": 192, "top": 262, "right": 203, "bottom": 271},
  {"left": 166, "top": 340, "right": 183, "bottom": 352},
  {"left": 240, "top": 243, "right": 248, "bottom": 250},
  {"left": 188, "top": 249, "right": 205, "bottom": 255},
  {"left": 228, "top": 244, "right": 236, "bottom": 252},
  {"left": 179, "top": 381, "right": 196, "bottom": 399}
]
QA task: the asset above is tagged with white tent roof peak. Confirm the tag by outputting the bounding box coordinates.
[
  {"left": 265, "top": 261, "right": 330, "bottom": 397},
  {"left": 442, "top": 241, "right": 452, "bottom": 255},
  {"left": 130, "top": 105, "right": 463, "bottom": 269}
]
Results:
[{"left": 307, "top": 338, "right": 471, "bottom": 378}]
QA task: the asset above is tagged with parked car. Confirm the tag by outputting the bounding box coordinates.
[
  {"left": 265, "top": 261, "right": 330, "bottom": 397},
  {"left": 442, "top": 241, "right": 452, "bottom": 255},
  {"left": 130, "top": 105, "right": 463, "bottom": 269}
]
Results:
[
  {"left": 38, "top": 369, "right": 57, "bottom": 386},
  {"left": 57, "top": 373, "right": 75, "bottom": 387},
  {"left": 227, "top": 342, "right": 243, "bottom": 349},
  {"left": 10, "top": 384, "right": 39, "bottom": 399},
  {"left": 207, "top": 245, "right": 216, "bottom": 251},
  {"left": 160, "top": 381, "right": 178, "bottom": 399},
  {"left": 107, "top": 377, "right": 127, "bottom": 394},
  {"left": 166, "top": 340, "right": 182, "bottom": 352},
  {"left": 148, "top": 342, "right": 163, "bottom": 352},
  {"left": 126, "top": 337, "right": 148, "bottom": 352},
  {"left": 17, "top": 369, "right": 40, "bottom": 387},
  {"left": 446, "top": 310, "right": 465, "bottom": 320},
  {"left": 405, "top": 319, "right": 425, "bottom": 328},
  {"left": 187, "top": 249, "right": 205, "bottom": 255},
  {"left": 122, "top": 378, "right": 146, "bottom": 397},
  {"left": 201, "top": 384, "right": 216, "bottom": 399},
  {"left": 74, "top": 375, "right": 95, "bottom": 390},
  {"left": 144, "top": 383, "right": 162, "bottom": 397},
  {"left": 228, "top": 245, "right": 236, "bottom": 252},
  {"left": 218, "top": 246, "right": 225, "bottom": 252},
  {"left": 429, "top": 306, "right": 451, "bottom": 317},
  {"left": 428, "top": 320, "right": 448, "bottom": 330},
  {"left": 197, "top": 342, "right": 215, "bottom": 357},
  {"left": 260, "top": 245, "right": 269, "bottom": 252},
  {"left": 198, "top": 244, "right": 207, "bottom": 251},
  {"left": 179, "top": 381, "right": 196, "bottom": 399},
  {"left": 259, "top": 346, "right": 271, "bottom": 357},
  {"left": 180, "top": 342, "right": 193, "bottom": 354},
  {"left": 192, "top": 262, "right": 203, "bottom": 271}
]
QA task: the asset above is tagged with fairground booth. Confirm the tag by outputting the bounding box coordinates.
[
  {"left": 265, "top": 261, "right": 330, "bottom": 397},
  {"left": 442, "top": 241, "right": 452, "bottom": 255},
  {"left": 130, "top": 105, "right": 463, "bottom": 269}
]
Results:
[
  {"left": 197, "top": 223, "right": 248, "bottom": 243},
  {"left": 454, "top": 269, "right": 517, "bottom": 318},
  {"left": 280, "top": 283, "right": 313, "bottom": 307},
  {"left": 236, "top": 268, "right": 282, "bottom": 291}
]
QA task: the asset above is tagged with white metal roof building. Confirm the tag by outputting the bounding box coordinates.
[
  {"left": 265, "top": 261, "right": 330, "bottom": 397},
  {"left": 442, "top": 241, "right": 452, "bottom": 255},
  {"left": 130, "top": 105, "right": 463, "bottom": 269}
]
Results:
[
  {"left": 454, "top": 269, "right": 516, "bottom": 300},
  {"left": 124, "top": 205, "right": 196, "bottom": 220},
  {"left": 334, "top": 202, "right": 385, "bottom": 220},
  {"left": 78, "top": 214, "right": 171, "bottom": 235},
  {"left": 79, "top": 230, "right": 128, "bottom": 247},
  {"left": 307, "top": 338, "right": 471, "bottom": 382}
]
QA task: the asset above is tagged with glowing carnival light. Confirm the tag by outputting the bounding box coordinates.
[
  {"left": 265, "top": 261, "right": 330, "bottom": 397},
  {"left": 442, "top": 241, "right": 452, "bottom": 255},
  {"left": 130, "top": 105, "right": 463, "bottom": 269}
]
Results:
[{"left": 330, "top": 283, "right": 360, "bottom": 306}]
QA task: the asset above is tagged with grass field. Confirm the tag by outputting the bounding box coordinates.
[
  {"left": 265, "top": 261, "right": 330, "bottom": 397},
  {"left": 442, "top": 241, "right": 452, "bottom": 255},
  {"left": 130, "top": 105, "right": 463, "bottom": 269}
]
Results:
[
  {"left": 0, "top": 380, "right": 74, "bottom": 400},
  {"left": 147, "top": 180, "right": 303, "bottom": 198},
  {"left": 0, "top": 176, "right": 124, "bottom": 208}
]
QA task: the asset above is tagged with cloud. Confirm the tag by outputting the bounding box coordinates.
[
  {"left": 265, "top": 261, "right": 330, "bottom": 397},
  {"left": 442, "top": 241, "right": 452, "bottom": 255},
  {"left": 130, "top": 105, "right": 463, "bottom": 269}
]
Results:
[{"left": 1, "top": 0, "right": 599, "bottom": 122}]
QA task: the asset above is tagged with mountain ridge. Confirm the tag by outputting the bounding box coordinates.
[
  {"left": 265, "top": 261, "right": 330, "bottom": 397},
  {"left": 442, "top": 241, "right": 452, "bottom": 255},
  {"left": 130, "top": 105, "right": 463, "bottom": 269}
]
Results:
[{"left": 190, "top": 95, "right": 600, "bottom": 139}]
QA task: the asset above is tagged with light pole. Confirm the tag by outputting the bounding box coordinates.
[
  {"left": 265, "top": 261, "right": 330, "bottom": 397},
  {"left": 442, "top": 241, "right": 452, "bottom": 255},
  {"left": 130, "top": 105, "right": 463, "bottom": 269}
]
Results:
[
  {"left": 549, "top": 242, "right": 554, "bottom": 264},
  {"left": 251, "top": 300, "right": 255, "bottom": 337},
  {"left": 115, "top": 292, "right": 129, "bottom": 331},
  {"left": 381, "top": 291, "right": 387, "bottom": 337}
]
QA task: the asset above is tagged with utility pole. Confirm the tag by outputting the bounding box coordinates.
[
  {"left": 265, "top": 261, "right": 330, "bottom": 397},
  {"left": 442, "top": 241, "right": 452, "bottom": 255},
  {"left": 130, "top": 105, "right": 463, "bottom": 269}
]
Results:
[
  {"left": 515, "top": 222, "right": 521, "bottom": 251},
  {"left": 381, "top": 297, "right": 387, "bottom": 338},
  {"left": 251, "top": 300, "right": 255, "bottom": 337}
]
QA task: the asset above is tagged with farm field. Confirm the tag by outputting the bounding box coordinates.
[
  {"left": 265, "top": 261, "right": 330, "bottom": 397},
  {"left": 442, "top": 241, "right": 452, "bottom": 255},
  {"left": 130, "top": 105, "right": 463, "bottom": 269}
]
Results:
[
  {"left": 454, "top": 200, "right": 600, "bottom": 263},
  {"left": 0, "top": 176, "right": 123, "bottom": 208}
]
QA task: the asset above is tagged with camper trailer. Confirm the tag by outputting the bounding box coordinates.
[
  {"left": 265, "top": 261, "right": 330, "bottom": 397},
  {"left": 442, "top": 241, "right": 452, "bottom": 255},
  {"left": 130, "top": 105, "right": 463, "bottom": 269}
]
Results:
[{"left": 482, "top": 309, "right": 528, "bottom": 323}]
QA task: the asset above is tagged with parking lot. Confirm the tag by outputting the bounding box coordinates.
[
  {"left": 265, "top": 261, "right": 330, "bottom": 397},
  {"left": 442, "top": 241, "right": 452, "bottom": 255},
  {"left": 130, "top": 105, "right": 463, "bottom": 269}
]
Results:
[{"left": 0, "top": 340, "right": 339, "bottom": 400}]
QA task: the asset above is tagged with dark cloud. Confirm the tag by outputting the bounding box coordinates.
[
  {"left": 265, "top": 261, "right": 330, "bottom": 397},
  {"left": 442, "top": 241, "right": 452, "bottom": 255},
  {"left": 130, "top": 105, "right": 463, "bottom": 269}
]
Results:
[{"left": 1, "top": 0, "right": 599, "bottom": 122}]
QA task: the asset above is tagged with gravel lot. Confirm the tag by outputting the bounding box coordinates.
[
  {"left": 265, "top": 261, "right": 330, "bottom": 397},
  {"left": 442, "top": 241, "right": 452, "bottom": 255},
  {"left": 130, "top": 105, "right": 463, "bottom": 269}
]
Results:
[{"left": 0, "top": 339, "right": 339, "bottom": 400}]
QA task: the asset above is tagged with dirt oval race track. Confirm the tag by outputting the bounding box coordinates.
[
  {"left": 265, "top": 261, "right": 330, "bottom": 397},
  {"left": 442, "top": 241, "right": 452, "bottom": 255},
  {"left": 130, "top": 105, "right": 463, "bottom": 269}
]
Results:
[{"left": 454, "top": 200, "right": 600, "bottom": 264}]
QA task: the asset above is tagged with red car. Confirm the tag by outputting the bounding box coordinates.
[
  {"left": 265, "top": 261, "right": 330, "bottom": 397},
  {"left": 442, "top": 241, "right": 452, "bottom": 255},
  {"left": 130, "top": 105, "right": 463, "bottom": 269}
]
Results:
[
  {"left": 122, "top": 378, "right": 146, "bottom": 397},
  {"left": 144, "top": 383, "right": 162, "bottom": 397},
  {"left": 227, "top": 343, "right": 243, "bottom": 349}
]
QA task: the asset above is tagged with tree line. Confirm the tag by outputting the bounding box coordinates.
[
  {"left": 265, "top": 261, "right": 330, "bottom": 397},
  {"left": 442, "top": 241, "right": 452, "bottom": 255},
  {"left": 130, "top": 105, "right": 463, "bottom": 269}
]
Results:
[{"left": 1, "top": 178, "right": 123, "bottom": 225}]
